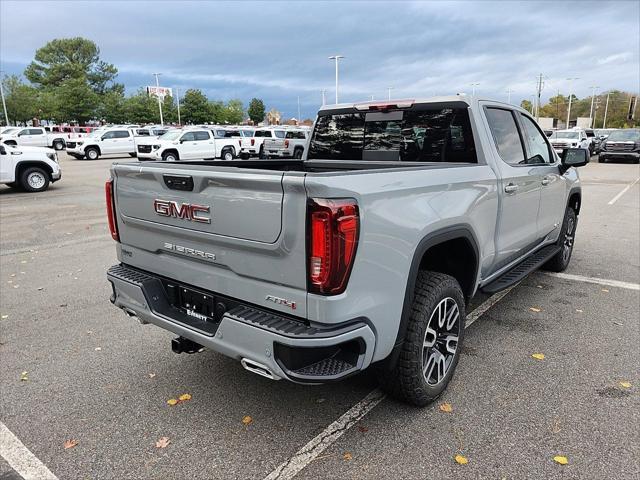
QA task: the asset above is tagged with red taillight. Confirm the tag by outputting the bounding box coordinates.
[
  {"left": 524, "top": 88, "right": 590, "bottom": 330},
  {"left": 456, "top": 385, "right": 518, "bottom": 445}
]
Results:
[
  {"left": 308, "top": 198, "right": 359, "bottom": 295},
  {"left": 251, "top": 138, "right": 255, "bottom": 146},
  {"left": 284, "top": 139, "right": 290, "bottom": 148},
  {"left": 105, "top": 180, "right": 119, "bottom": 242}
]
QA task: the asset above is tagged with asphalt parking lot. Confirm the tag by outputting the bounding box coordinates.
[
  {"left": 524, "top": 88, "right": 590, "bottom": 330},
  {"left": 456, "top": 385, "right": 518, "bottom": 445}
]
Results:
[{"left": 1, "top": 153, "right": 638, "bottom": 480}]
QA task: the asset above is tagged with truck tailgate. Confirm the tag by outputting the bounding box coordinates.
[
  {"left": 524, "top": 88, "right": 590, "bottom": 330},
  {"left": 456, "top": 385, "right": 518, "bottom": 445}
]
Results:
[{"left": 111, "top": 162, "right": 308, "bottom": 314}]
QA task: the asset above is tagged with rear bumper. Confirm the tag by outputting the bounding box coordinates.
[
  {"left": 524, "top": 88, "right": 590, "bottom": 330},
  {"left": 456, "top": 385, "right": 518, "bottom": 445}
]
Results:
[{"left": 107, "top": 264, "right": 376, "bottom": 383}]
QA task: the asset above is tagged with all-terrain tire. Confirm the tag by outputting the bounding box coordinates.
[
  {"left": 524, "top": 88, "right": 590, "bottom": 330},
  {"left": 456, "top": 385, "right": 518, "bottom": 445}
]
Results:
[
  {"left": 378, "top": 271, "right": 466, "bottom": 407},
  {"left": 543, "top": 207, "right": 577, "bottom": 272}
]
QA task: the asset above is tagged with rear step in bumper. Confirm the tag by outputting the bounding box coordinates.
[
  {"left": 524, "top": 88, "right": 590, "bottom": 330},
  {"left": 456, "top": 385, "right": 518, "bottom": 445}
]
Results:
[{"left": 107, "top": 264, "right": 376, "bottom": 383}]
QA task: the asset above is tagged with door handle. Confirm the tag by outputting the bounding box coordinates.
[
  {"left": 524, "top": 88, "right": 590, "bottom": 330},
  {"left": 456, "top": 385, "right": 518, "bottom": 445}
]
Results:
[
  {"left": 504, "top": 183, "right": 518, "bottom": 194},
  {"left": 541, "top": 177, "right": 550, "bottom": 186}
]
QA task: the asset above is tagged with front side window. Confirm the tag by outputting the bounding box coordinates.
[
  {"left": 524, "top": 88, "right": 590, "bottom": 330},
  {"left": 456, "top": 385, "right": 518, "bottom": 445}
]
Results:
[
  {"left": 181, "top": 132, "right": 196, "bottom": 142},
  {"left": 485, "top": 108, "right": 525, "bottom": 166},
  {"left": 194, "top": 131, "right": 210, "bottom": 141},
  {"left": 102, "top": 131, "right": 116, "bottom": 139},
  {"left": 519, "top": 114, "right": 552, "bottom": 164}
]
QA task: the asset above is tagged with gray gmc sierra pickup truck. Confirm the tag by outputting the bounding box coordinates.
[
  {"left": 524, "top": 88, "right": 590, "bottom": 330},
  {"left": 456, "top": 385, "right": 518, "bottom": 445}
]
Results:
[{"left": 106, "top": 96, "right": 588, "bottom": 406}]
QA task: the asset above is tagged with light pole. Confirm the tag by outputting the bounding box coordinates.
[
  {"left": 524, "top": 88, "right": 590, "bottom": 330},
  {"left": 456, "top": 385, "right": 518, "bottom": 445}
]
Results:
[
  {"left": 530, "top": 95, "right": 536, "bottom": 114},
  {"left": 506, "top": 87, "right": 513, "bottom": 104},
  {"left": 152, "top": 73, "right": 164, "bottom": 126},
  {"left": 566, "top": 77, "right": 579, "bottom": 128},
  {"left": 603, "top": 92, "right": 610, "bottom": 128},
  {"left": 175, "top": 87, "right": 181, "bottom": 126},
  {"left": 0, "top": 71, "right": 9, "bottom": 127},
  {"left": 588, "top": 85, "right": 599, "bottom": 128},
  {"left": 387, "top": 87, "right": 393, "bottom": 100},
  {"left": 470, "top": 82, "right": 480, "bottom": 96},
  {"left": 328, "top": 55, "right": 344, "bottom": 104}
]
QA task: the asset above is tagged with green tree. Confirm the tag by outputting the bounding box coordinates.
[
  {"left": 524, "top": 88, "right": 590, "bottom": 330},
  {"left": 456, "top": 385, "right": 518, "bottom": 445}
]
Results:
[
  {"left": 520, "top": 100, "right": 532, "bottom": 113},
  {"left": 224, "top": 99, "right": 244, "bottom": 124},
  {"left": 98, "top": 89, "right": 127, "bottom": 124},
  {"left": 25, "top": 37, "right": 118, "bottom": 94},
  {"left": 247, "top": 98, "right": 265, "bottom": 124},
  {"left": 162, "top": 95, "right": 177, "bottom": 124},
  {"left": 55, "top": 77, "right": 99, "bottom": 123},
  {"left": 124, "top": 89, "right": 158, "bottom": 124},
  {"left": 182, "top": 89, "right": 211, "bottom": 124},
  {"left": 2, "top": 75, "right": 38, "bottom": 124}
]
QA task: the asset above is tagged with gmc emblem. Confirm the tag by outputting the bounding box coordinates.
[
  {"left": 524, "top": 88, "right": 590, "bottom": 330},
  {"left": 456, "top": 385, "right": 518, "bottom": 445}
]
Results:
[{"left": 153, "top": 199, "right": 211, "bottom": 224}]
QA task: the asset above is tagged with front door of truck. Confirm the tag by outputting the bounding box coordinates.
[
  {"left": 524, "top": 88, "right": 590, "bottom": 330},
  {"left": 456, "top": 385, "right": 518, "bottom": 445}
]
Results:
[
  {"left": 483, "top": 106, "right": 543, "bottom": 270},
  {"left": 516, "top": 112, "right": 566, "bottom": 240}
]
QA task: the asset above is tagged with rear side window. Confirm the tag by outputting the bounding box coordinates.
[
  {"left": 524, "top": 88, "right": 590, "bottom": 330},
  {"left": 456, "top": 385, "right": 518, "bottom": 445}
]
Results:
[
  {"left": 485, "top": 108, "right": 525, "bottom": 165},
  {"left": 113, "top": 130, "right": 130, "bottom": 138},
  {"left": 194, "top": 131, "right": 210, "bottom": 141},
  {"left": 136, "top": 129, "right": 151, "bottom": 136},
  {"left": 274, "top": 130, "right": 286, "bottom": 138},
  {"left": 286, "top": 131, "right": 306, "bottom": 139},
  {"left": 308, "top": 107, "right": 477, "bottom": 162}
]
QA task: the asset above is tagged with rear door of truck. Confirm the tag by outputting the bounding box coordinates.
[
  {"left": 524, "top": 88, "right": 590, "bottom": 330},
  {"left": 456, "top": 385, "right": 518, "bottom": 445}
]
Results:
[{"left": 110, "top": 162, "right": 309, "bottom": 317}]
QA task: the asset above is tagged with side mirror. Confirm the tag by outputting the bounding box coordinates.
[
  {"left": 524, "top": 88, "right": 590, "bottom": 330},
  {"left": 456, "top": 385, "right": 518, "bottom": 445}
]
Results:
[
  {"left": 560, "top": 148, "right": 589, "bottom": 173},
  {"left": 0, "top": 146, "right": 6, "bottom": 155}
]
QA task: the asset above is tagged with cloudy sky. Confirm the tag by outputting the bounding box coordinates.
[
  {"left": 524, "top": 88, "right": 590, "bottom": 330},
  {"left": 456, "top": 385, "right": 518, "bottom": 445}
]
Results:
[{"left": 1, "top": 0, "right": 638, "bottom": 119}]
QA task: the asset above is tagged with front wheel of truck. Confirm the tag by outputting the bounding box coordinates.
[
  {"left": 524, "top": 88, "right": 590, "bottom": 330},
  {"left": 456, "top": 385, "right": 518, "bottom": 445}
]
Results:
[
  {"left": 543, "top": 207, "right": 577, "bottom": 272},
  {"left": 379, "top": 271, "right": 465, "bottom": 407}
]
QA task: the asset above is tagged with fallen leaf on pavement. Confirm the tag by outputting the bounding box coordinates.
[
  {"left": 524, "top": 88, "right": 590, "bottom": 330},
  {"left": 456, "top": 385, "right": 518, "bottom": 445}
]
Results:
[
  {"left": 20, "top": 371, "right": 28, "bottom": 381},
  {"left": 63, "top": 439, "right": 79, "bottom": 450},
  {"left": 620, "top": 381, "right": 632, "bottom": 389},
  {"left": 242, "top": 416, "right": 253, "bottom": 426},
  {"left": 553, "top": 455, "right": 568, "bottom": 465},
  {"left": 454, "top": 454, "right": 468, "bottom": 465},
  {"left": 167, "top": 399, "right": 178, "bottom": 406},
  {"left": 529, "top": 307, "right": 541, "bottom": 312},
  {"left": 439, "top": 402, "right": 453, "bottom": 413},
  {"left": 178, "top": 393, "right": 192, "bottom": 402},
  {"left": 532, "top": 353, "right": 545, "bottom": 360},
  {"left": 343, "top": 452, "right": 353, "bottom": 461},
  {"left": 357, "top": 426, "right": 369, "bottom": 433},
  {"left": 155, "top": 437, "right": 171, "bottom": 449}
]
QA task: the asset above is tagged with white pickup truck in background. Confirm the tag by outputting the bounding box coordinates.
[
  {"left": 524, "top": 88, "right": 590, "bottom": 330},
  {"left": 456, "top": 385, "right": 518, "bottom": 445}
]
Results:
[
  {"left": 66, "top": 127, "right": 138, "bottom": 160},
  {"left": 240, "top": 127, "right": 287, "bottom": 159},
  {"left": 0, "top": 143, "right": 61, "bottom": 192},
  {"left": 263, "top": 129, "right": 309, "bottom": 159},
  {"left": 144, "top": 128, "right": 240, "bottom": 162},
  {"left": 0, "top": 127, "right": 68, "bottom": 151}
]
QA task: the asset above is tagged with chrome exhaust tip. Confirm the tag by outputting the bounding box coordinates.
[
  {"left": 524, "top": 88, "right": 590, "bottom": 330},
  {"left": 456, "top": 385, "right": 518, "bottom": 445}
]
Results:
[{"left": 241, "top": 358, "right": 279, "bottom": 380}]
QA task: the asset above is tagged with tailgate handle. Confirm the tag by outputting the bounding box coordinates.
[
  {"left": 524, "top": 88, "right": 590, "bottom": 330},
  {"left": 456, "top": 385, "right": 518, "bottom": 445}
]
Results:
[{"left": 163, "top": 174, "right": 194, "bottom": 191}]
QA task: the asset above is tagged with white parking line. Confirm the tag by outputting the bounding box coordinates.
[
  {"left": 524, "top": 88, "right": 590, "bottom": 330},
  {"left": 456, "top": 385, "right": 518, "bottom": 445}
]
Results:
[
  {"left": 263, "top": 287, "right": 517, "bottom": 480},
  {"left": 0, "top": 422, "right": 58, "bottom": 480},
  {"left": 607, "top": 177, "right": 639, "bottom": 205},
  {"left": 544, "top": 272, "right": 640, "bottom": 291}
]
